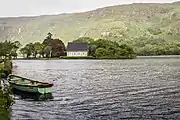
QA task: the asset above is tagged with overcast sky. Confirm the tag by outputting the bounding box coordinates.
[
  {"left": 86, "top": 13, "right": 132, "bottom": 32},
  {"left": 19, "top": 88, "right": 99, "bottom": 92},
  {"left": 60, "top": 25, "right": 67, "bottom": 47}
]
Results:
[{"left": 0, "top": 0, "right": 179, "bottom": 17}]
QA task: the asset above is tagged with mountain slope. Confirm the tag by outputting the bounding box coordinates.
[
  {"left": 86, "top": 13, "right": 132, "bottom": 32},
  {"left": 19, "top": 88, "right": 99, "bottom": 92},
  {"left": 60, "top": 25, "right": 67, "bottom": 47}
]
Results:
[{"left": 0, "top": 2, "right": 180, "bottom": 45}]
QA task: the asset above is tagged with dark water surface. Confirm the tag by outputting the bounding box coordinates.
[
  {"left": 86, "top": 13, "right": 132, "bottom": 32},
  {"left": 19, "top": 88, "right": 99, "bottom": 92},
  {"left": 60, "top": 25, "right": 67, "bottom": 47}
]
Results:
[{"left": 11, "top": 58, "right": 180, "bottom": 120}]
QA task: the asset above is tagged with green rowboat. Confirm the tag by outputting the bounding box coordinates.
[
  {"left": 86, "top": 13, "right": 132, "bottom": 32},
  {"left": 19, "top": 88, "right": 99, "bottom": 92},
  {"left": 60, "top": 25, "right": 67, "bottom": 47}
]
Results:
[{"left": 7, "top": 75, "right": 53, "bottom": 94}]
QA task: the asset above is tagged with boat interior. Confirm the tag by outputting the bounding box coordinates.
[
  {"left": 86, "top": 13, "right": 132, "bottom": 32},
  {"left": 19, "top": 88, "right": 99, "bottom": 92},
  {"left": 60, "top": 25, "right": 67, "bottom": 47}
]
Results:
[
  {"left": 8, "top": 75, "right": 53, "bottom": 87},
  {"left": 10, "top": 76, "right": 41, "bottom": 86}
]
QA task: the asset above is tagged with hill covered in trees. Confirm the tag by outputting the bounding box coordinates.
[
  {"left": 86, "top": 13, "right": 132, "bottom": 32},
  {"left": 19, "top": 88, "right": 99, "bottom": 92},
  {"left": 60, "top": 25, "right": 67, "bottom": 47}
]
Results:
[{"left": 0, "top": 2, "right": 180, "bottom": 55}]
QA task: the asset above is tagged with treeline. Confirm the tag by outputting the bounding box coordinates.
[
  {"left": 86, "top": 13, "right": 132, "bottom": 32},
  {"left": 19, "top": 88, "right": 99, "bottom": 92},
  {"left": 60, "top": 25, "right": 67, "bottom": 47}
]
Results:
[
  {"left": 21, "top": 33, "right": 136, "bottom": 59},
  {"left": 0, "top": 40, "right": 15, "bottom": 78},
  {"left": 73, "top": 37, "right": 136, "bottom": 59},
  {"left": 108, "top": 34, "right": 180, "bottom": 56},
  {"left": 0, "top": 40, "right": 21, "bottom": 59},
  {"left": 2, "top": 33, "right": 179, "bottom": 59},
  {"left": 137, "top": 44, "right": 180, "bottom": 56},
  {"left": 75, "top": 36, "right": 180, "bottom": 57},
  {"left": 0, "top": 40, "right": 18, "bottom": 77},
  {"left": 132, "top": 36, "right": 180, "bottom": 56},
  {"left": 20, "top": 33, "right": 66, "bottom": 58}
]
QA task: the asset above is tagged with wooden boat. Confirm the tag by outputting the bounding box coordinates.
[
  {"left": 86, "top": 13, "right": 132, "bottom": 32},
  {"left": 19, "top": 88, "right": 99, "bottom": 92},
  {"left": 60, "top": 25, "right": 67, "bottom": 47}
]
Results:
[
  {"left": 12, "top": 88, "right": 54, "bottom": 101},
  {"left": 7, "top": 75, "right": 53, "bottom": 94}
]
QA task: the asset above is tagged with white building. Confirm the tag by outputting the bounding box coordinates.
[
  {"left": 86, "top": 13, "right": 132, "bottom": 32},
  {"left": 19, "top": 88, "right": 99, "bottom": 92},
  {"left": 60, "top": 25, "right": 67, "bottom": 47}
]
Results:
[{"left": 67, "top": 42, "right": 88, "bottom": 57}]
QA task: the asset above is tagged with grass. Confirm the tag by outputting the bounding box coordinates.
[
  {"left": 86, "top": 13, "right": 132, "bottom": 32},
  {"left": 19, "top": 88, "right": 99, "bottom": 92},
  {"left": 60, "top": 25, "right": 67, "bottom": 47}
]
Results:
[{"left": 0, "top": 109, "right": 10, "bottom": 120}]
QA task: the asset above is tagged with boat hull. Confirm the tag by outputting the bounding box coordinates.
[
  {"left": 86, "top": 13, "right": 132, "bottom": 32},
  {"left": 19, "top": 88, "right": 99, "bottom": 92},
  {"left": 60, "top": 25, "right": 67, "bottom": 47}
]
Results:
[
  {"left": 12, "top": 88, "right": 53, "bottom": 101},
  {"left": 10, "top": 83, "right": 52, "bottom": 94}
]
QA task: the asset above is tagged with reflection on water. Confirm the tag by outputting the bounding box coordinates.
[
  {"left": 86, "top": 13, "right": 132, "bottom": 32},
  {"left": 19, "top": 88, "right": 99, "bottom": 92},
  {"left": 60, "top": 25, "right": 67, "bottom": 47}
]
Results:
[
  {"left": 11, "top": 58, "right": 180, "bottom": 120},
  {"left": 12, "top": 89, "right": 53, "bottom": 101}
]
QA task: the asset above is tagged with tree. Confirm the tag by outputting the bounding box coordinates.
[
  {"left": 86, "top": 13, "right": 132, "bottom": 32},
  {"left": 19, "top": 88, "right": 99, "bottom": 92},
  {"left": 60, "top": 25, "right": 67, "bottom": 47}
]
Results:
[
  {"left": 20, "top": 43, "right": 35, "bottom": 58},
  {"left": 44, "top": 46, "right": 52, "bottom": 58},
  {"left": 42, "top": 33, "right": 53, "bottom": 58},
  {"left": 21, "top": 32, "right": 67, "bottom": 58},
  {"left": 95, "top": 48, "right": 107, "bottom": 58},
  {"left": 43, "top": 32, "right": 53, "bottom": 46},
  {"left": 47, "top": 32, "right": 53, "bottom": 40},
  {"left": 0, "top": 41, "right": 22, "bottom": 59},
  {"left": 20, "top": 48, "right": 27, "bottom": 58},
  {"left": 89, "top": 45, "right": 97, "bottom": 57},
  {"left": 51, "top": 39, "right": 66, "bottom": 57},
  {"left": 11, "top": 41, "right": 21, "bottom": 58},
  {"left": 34, "top": 42, "right": 43, "bottom": 58},
  {"left": 42, "top": 33, "right": 67, "bottom": 58},
  {"left": 39, "top": 44, "right": 46, "bottom": 58},
  {"left": 12, "top": 41, "right": 21, "bottom": 49}
]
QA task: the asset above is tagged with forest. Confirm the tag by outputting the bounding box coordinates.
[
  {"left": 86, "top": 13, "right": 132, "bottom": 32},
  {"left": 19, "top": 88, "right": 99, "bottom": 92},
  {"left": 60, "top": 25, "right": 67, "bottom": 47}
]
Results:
[
  {"left": 1, "top": 32, "right": 179, "bottom": 60},
  {"left": 18, "top": 33, "right": 136, "bottom": 59}
]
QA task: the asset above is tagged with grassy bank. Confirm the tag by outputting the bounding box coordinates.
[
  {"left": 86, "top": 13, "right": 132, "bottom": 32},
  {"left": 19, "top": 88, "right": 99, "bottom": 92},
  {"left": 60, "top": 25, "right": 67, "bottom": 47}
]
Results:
[
  {"left": 0, "top": 60, "right": 13, "bottom": 120},
  {"left": 0, "top": 60, "right": 12, "bottom": 78},
  {"left": 0, "top": 87, "right": 13, "bottom": 120}
]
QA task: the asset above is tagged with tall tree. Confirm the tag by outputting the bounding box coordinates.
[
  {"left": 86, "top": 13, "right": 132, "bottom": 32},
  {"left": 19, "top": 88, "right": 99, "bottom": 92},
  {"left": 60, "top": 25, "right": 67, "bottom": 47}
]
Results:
[
  {"left": 42, "top": 33, "right": 53, "bottom": 58},
  {"left": 34, "top": 42, "right": 43, "bottom": 58},
  {"left": 51, "top": 39, "right": 66, "bottom": 57},
  {"left": 0, "top": 41, "right": 22, "bottom": 59},
  {"left": 11, "top": 41, "right": 21, "bottom": 58}
]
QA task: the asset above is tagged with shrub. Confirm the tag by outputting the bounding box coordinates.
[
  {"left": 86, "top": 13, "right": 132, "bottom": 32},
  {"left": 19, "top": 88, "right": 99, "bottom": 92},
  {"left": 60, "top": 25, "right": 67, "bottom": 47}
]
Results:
[{"left": 0, "top": 85, "right": 13, "bottom": 120}]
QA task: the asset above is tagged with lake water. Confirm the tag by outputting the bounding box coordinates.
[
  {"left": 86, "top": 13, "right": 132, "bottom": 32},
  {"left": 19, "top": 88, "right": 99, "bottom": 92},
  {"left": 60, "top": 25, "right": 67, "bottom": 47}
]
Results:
[{"left": 11, "top": 58, "right": 180, "bottom": 120}]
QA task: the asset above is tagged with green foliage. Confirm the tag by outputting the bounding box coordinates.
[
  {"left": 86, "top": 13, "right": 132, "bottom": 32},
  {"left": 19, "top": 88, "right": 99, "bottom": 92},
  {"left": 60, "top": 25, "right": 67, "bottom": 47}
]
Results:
[
  {"left": 95, "top": 48, "right": 108, "bottom": 58},
  {"left": 147, "top": 27, "right": 162, "bottom": 35},
  {"left": 0, "top": 87, "right": 13, "bottom": 110},
  {"left": 0, "top": 42, "right": 14, "bottom": 120},
  {"left": 137, "top": 44, "right": 180, "bottom": 56},
  {"left": 89, "top": 45, "right": 97, "bottom": 57},
  {"left": 34, "top": 42, "right": 43, "bottom": 58},
  {"left": 74, "top": 37, "right": 136, "bottom": 59},
  {"left": 20, "top": 43, "right": 34, "bottom": 58},
  {"left": 0, "top": 41, "right": 21, "bottom": 59},
  {"left": 0, "top": 60, "right": 12, "bottom": 78},
  {"left": 0, "top": 85, "right": 13, "bottom": 120},
  {"left": 0, "top": 63, "right": 5, "bottom": 78},
  {"left": 0, "top": 41, "right": 14, "bottom": 78},
  {"left": 51, "top": 39, "right": 66, "bottom": 57},
  {"left": 21, "top": 33, "right": 66, "bottom": 58},
  {"left": 43, "top": 46, "right": 52, "bottom": 58}
]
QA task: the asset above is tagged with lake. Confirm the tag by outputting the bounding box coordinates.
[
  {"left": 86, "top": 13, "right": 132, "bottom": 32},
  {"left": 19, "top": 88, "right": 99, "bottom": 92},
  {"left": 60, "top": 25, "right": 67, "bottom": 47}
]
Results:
[{"left": 11, "top": 58, "right": 180, "bottom": 120}]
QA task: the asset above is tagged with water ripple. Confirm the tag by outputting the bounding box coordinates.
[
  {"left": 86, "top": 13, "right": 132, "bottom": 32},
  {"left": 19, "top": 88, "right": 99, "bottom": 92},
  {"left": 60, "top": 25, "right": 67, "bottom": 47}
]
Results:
[{"left": 11, "top": 59, "right": 180, "bottom": 120}]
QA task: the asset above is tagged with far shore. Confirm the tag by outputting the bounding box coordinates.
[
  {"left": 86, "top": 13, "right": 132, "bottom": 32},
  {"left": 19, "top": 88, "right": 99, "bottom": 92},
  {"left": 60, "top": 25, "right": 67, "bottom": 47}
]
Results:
[
  {"left": 137, "top": 55, "right": 180, "bottom": 59},
  {"left": 12, "top": 55, "right": 180, "bottom": 60}
]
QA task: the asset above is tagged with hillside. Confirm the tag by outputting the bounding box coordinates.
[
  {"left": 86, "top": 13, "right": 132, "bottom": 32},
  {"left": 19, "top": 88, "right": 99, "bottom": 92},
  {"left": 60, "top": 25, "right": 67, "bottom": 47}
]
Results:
[{"left": 0, "top": 2, "right": 180, "bottom": 48}]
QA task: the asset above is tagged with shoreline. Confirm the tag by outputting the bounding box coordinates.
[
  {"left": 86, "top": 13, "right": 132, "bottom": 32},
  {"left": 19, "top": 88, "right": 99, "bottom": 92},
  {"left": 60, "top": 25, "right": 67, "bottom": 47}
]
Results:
[
  {"left": 137, "top": 55, "right": 180, "bottom": 59},
  {"left": 0, "top": 60, "right": 13, "bottom": 120},
  {"left": 13, "top": 55, "right": 180, "bottom": 60}
]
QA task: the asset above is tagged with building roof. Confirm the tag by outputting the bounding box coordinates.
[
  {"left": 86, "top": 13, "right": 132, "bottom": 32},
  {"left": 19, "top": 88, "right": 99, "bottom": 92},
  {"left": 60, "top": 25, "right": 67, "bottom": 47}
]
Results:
[{"left": 67, "top": 42, "right": 88, "bottom": 52}]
